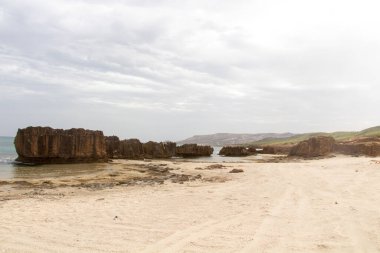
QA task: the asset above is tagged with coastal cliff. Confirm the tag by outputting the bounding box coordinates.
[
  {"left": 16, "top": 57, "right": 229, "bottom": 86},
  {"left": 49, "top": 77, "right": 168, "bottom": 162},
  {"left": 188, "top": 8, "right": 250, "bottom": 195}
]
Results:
[{"left": 14, "top": 127, "right": 107, "bottom": 164}]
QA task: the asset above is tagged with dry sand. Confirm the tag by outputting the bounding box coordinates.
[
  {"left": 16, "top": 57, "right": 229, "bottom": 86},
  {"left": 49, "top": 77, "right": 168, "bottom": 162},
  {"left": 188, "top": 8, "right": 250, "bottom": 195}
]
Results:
[{"left": 1, "top": 156, "right": 380, "bottom": 252}]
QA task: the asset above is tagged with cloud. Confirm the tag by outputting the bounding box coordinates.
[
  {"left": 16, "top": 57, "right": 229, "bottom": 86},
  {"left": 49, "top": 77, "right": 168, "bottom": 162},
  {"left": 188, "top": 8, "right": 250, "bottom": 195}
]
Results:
[{"left": 1, "top": 0, "right": 380, "bottom": 140}]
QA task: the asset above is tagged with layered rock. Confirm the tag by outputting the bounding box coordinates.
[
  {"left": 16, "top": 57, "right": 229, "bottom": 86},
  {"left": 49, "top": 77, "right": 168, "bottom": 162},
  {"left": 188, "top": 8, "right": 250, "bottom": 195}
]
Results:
[
  {"left": 106, "top": 136, "right": 144, "bottom": 159},
  {"left": 15, "top": 127, "right": 107, "bottom": 164},
  {"left": 176, "top": 144, "right": 214, "bottom": 157},
  {"left": 288, "top": 136, "right": 335, "bottom": 158},
  {"left": 119, "top": 139, "right": 145, "bottom": 159},
  {"left": 143, "top": 141, "right": 176, "bottom": 159},
  {"left": 105, "top": 136, "right": 121, "bottom": 158},
  {"left": 219, "top": 146, "right": 256, "bottom": 157},
  {"left": 335, "top": 138, "right": 380, "bottom": 157}
]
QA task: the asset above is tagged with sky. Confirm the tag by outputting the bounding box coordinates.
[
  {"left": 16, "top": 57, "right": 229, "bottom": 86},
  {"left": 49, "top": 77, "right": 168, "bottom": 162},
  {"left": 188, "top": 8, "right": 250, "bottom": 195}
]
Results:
[{"left": 1, "top": 0, "right": 380, "bottom": 141}]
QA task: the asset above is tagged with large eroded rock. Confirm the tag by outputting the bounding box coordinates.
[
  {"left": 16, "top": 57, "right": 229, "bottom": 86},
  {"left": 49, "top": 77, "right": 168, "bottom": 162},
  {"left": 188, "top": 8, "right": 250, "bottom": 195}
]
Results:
[
  {"left": 335, "top": 138, "right": 380, "bottom": 157},
  {"left": 288, "top": 136, "right": 335, "bottom": 157},
  {"left": 176, "top": 144, "right": 214, "bottom": 157},
  {"left": 15, "top": 127, "right": 107, "bottom": 164},
  {"left": 143, "top": 141, "right": 176, "bottom": 159},
  {"left": 106, "top": 136, "right": 144, "bottom": 159}
]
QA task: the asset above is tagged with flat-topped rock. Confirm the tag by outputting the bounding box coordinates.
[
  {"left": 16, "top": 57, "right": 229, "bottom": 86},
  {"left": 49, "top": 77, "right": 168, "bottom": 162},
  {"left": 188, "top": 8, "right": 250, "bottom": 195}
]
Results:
[{"left": 15, "top": 126, "right": 107, "bottom": 164}]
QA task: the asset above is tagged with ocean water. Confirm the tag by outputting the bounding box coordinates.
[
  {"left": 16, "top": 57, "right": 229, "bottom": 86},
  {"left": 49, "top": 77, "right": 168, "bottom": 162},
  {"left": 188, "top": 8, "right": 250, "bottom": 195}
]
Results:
[
  {"left": 0, "top": 136, "right": 17, "bottom": 164},
  {"left": 0, "top": 136, "right": 17, "bottom": 179}
]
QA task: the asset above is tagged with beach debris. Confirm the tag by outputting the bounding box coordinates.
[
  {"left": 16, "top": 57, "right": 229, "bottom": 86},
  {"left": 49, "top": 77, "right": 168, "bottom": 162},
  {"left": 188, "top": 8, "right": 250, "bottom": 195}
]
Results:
[{"left": 229, "top": 169, "right": 244, "bottom": 173}]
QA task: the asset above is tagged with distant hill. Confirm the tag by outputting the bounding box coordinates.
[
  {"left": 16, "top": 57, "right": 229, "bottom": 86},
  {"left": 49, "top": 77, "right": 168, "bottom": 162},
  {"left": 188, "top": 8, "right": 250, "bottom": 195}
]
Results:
[
  {"left": 249, "top": 126, "right": 380, "bottom": 146},
  {"left": 177, "top": 133, "right": 295, "bottom": 146}
]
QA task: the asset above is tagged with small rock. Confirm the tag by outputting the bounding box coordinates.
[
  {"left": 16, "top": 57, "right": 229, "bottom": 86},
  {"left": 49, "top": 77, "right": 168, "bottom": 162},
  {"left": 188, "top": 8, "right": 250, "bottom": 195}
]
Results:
[{"left": 229, "top": 169, "right": 244, "bottom": 173}]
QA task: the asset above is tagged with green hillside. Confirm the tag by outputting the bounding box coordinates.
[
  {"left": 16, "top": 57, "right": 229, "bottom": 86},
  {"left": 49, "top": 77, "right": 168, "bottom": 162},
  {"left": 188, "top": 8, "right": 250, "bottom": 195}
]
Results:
[{"left": 249, "top": 126, "right": 380, "bottom": 146}]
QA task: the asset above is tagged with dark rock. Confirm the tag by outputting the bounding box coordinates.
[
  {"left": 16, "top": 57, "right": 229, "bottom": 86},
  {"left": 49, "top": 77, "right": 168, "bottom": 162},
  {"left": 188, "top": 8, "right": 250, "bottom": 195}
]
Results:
[
  {"left": 176, "top": 144, "right": 214, "bottom": 157},
  {"left": 288, "top": 136, "right": 335, "bottom": 158},
  {"left": 229, "top": 169, "right": 244, "bottom": 173},
  {"left": 15, "top": 126, "right": 107, "bottom": 164},
  {"left": 219, "top": 146, "right": 256, "bottom": 157}
]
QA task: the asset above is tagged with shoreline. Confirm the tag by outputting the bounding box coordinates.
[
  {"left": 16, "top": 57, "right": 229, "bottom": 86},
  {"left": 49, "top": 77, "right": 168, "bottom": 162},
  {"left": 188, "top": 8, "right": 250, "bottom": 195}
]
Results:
[{"left": 1, "top": 156, "right": 380, "bottom": 252}]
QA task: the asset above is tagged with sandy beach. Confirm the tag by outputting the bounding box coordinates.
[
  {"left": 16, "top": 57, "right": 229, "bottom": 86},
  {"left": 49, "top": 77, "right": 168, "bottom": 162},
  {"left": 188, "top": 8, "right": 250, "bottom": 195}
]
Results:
[{"left": 1, "top": 156, "right": 380, "bottom": 252}]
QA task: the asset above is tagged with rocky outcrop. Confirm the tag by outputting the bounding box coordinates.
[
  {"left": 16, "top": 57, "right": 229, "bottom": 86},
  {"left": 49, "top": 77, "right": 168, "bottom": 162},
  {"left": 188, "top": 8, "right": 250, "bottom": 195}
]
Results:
[
  {"left": 15, "top": 127, "right": 107, "bottom": 164},
  {"left": 119, "top": 139, "right": 145, "bottom": 159},
  {"left": 106, "top": 136, "right": 144, "bottom": 159},
  {"left": 219, "top": 146, "right": 256, "bottom": 157},
  {"left": 143, "top": 141, "right": 176, "bottom": 159},
  {"left": 106, "top": 137, "right": 173, "bottom": 159},
  {"left": 288, "top": 136, "right": 335, "bottom": 158},
  {"left": 335, "top": 138, "right": 380, "bottom": 157},
  {"left": 176, "top": 144, "right": 214, "bottom": 157},
  {"left": 257, "top": 145, "right": 293, "bottom": 155},
  {"left": 105, "top": 136, "right": 121, "bottom": 158}
]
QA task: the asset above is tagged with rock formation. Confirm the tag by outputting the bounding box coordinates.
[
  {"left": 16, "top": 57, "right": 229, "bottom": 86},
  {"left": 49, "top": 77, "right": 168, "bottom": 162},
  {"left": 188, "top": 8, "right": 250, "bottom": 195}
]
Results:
[
  {"left": 106, "top": 136, "right": 145, "bottom": 159},
  {"left": 119, "top": 139, "right": 145, "bottom": 159},
  {"left": 15, "top": 127, "right": 107, "bottom": 164},
  {"left": 175, "top": 144, "right": 214, "bottom": 157},
  {"left": 219, "top": 146, "right": 256, "bottom": 156},
  {"left": 335, "top": 138, "right": 380, "bottom": 157},
  {"left": 288, "top": 136, "right": 336, "bottom": 157},
  {"left": 143, "top": 141, "right": 176, "bottom": 159},
  {"left": 256, "top": 145, "right": 293, "bottom": 155},
  {"left": 105, "top": 136, "right": 121, "bottom": 158},
  {"left": 106, "top": 137, "right": 173, "bottom": 159}
]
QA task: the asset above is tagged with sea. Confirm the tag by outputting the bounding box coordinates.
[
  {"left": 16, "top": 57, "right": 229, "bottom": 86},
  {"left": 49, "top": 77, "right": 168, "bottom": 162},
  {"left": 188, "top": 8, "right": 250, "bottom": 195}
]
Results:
[{"left": 0, "top": 138, "right": 246, "bottom": 180}]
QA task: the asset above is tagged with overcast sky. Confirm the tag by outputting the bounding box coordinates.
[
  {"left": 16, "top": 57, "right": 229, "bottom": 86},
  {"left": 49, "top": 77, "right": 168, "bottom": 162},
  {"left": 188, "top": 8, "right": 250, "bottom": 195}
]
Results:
[{"left": 1, "top": 0, "right": 379, "bottom": 141}]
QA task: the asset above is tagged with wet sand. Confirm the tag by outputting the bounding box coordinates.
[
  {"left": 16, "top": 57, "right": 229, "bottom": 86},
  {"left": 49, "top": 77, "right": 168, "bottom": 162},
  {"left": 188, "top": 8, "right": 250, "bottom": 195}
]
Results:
[{"left": 1, "top": 156, "right": 380, "bottom": 252}]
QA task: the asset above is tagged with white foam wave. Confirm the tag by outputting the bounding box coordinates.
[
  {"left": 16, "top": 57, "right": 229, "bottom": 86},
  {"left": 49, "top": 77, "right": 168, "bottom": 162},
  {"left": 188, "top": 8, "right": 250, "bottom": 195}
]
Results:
[{"left": 0, "top": 157, "right": 16, "bottom": 164}]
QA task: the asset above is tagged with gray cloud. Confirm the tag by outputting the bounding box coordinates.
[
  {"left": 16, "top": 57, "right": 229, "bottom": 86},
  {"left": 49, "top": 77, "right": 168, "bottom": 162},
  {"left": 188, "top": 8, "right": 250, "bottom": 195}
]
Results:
[{"left": 1, "top": 0, "right": 380, "bottom": 140}]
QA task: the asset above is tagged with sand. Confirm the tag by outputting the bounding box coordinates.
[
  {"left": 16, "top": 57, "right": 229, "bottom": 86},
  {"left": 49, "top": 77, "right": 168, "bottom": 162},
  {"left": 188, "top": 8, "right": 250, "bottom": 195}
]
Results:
[{"left": 1, "top": 156, "right": 380, "bottom": 252}]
